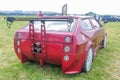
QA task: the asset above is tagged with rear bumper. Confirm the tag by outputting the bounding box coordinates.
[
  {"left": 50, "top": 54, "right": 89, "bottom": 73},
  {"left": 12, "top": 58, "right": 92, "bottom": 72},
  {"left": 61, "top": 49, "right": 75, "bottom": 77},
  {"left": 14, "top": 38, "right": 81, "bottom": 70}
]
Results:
[{"left": 14, "top": 39, "right": 87, "bottom": 74}]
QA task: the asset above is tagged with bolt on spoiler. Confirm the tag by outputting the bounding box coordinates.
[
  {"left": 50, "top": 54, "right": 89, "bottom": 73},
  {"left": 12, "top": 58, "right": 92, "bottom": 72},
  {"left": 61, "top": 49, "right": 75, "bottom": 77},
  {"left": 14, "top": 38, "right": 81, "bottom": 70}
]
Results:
[{"left": 6, "top": 17, "right": 73, "bottom": 28}]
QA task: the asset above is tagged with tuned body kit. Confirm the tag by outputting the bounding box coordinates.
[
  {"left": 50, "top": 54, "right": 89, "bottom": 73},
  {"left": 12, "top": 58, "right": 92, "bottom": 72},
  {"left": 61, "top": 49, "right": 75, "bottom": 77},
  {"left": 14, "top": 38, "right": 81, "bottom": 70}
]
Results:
[{"left": 7, "top": 16, "right": 106, "bottom": 74}]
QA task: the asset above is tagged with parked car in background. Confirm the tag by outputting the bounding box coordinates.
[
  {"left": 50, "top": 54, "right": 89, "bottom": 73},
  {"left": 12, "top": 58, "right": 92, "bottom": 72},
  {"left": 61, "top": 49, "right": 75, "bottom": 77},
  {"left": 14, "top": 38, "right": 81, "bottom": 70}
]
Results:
[
  {"left": 102, "top": 15, "right": 120, "bottom": 22},
  {"left": 6, "top": 15, "right": 106, "bottom": 74}
]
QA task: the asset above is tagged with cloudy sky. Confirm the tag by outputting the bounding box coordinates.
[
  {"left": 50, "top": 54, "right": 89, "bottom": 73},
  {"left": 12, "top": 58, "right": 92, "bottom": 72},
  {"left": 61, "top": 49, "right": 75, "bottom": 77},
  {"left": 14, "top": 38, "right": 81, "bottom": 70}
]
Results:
[{"left": 0, "top": 0, "right": 120, "bottom": 15}]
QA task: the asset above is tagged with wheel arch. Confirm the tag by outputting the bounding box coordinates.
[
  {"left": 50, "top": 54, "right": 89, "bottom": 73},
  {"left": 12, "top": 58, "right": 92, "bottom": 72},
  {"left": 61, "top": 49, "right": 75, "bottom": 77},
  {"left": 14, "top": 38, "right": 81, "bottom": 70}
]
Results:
[
  {"left": 82, "top": 41, "right": 94, "bottom": 72},
  {"left": 82, "top": 41, "right": 94, "bottom": 65},
  {"left": 85, "top": 41, "right": 93, "bottom": 53}
]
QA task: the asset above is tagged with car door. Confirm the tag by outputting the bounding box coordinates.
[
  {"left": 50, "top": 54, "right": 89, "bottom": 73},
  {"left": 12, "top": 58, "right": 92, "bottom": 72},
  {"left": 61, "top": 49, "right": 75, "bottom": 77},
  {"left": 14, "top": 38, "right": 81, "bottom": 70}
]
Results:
[{"left": 90, "top": 19, "right": 104, "bottom": 46}]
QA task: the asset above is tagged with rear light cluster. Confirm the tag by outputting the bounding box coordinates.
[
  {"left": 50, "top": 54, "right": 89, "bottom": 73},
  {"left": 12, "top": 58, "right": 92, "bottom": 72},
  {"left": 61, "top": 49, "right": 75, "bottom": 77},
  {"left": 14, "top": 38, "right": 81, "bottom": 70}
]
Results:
[
  {"left": 64, "top": 46, "right": 70, "bottom": 53},
  {"left": 64, "top": 55, "right": 69, "bottom": 61},
  {"left": 63, "top": 36, "right": 72, "bottom": 61},
  {"left": 17, "top": 40, "right": 20, "bottom": 46},
  {"left": 16, "top": 33, "right": 21, "bottom": 53},
  {"left": 17, "top": 48, "right": 21, "bottom": 53},
  {"left": 65, "top": 36, "right": 71, "bottom": 43},
  {"left": 64, "top": 36, "right": 71, "bottom": 53},
  {"left": 17, "top": 33, "right": 21, "bottom": 39}
]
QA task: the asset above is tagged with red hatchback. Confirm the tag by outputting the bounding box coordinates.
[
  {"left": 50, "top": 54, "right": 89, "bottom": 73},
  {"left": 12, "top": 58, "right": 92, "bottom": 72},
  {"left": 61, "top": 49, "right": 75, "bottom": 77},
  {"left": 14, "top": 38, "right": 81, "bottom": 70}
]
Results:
[{"left": 7, "top": 16, "right": 106, "bottom": 74}]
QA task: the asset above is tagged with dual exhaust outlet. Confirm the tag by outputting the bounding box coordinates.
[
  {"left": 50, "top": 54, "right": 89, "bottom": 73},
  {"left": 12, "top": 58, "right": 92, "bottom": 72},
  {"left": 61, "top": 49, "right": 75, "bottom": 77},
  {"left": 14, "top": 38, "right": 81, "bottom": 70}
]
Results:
[{"left": 33, "top": 43, "right": 42, "bottom": 53}]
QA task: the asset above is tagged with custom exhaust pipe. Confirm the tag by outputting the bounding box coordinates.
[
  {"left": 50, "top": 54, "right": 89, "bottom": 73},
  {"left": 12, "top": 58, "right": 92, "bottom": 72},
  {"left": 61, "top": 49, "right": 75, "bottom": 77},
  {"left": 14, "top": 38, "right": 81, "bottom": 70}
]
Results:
[
  {"left": 33, "top": 43, "right": 41, "bottom": 48},
  {"left": 33, "top": 48, "right": 42, "bottom": 53},
  {"left": 33, "top": 43, "right": 42, "bottom": 53}
]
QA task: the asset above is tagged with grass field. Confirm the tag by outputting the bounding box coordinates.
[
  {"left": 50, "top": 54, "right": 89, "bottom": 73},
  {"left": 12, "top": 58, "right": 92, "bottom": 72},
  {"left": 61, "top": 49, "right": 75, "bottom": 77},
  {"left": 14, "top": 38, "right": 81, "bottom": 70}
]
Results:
[{"left": 0, "top": 17, "right": 120, "bottom": 80}]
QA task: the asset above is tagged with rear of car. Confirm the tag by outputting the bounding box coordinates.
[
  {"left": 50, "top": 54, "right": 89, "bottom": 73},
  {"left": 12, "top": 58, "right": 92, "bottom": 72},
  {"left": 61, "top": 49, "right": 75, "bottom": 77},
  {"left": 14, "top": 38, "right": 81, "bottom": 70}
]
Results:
[
  {"left": 9, "top": 16, "right": 105, "bottom": 74},
  {"left": 14, "top": 16, "right": 85, "bottom": 74}
]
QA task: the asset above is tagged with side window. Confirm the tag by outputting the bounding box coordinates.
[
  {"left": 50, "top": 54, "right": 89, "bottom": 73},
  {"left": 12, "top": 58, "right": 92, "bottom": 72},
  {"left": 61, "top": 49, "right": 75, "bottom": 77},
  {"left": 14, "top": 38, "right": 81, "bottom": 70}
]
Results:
[
  {"left": 81, "top": 19, "right": 92, "bottom": 30},
  {"left": 91, "top": 19, "right": 101, "bottom": 28}
]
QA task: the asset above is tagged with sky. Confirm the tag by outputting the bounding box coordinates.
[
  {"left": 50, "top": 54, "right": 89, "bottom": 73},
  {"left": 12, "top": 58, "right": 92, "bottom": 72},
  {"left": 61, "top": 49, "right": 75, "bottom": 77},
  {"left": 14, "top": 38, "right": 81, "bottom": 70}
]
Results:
[{"left": 0, "top": 0, "right": 120, "bottom": 15}]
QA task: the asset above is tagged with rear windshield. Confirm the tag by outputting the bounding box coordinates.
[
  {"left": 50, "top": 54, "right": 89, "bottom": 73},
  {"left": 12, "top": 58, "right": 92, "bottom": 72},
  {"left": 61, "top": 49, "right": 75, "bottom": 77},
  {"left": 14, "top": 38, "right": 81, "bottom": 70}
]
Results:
[{"left": 24, "top": 19, "right": 77, "bottom": 32}]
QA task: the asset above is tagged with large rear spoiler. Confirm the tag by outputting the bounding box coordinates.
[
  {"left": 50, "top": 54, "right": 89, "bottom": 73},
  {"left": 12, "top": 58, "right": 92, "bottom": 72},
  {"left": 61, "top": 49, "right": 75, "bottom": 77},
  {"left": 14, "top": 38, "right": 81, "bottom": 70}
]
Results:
[{"left": 6, "top": 17, "right": 73, "bottom": 28}]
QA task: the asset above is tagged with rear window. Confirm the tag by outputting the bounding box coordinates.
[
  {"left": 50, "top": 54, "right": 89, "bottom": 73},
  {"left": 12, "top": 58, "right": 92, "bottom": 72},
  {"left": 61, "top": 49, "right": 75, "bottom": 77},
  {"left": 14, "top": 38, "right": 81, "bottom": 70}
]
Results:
[{"left": 24, "top": 19, "right": 77, "bottom": 32}]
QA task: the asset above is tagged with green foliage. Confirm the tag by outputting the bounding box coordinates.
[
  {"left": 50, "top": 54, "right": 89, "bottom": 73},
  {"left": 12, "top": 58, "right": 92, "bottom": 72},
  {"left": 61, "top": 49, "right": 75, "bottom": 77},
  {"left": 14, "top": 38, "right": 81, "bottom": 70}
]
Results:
[{"left": 0, "top": 19, "right": 120, "bottom": 80}]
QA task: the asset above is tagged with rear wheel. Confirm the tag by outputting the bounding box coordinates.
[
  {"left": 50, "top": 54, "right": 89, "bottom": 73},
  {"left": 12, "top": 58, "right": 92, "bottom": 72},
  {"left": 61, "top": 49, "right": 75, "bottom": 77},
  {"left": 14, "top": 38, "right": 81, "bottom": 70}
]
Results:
[
  {"left": 82, "top": 47, "right": 93, "bottom": 72},
  {"left": 101, "top": 35, "right": 107, "bottom": 48}
]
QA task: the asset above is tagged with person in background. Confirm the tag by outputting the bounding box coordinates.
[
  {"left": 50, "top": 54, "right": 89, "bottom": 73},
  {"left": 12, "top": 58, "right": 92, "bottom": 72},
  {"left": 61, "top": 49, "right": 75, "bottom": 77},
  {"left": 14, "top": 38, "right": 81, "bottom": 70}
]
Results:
[
  {"left": 38, "top": 11, "right": 43, "bottom": 17},
  {"left": 94, "top": 14, "right": 100, "bottom": 21}
]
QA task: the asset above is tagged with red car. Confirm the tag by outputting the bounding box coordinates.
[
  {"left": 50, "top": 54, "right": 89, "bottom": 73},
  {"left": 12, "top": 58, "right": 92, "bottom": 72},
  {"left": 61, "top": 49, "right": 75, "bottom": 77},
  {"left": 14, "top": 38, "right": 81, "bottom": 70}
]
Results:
[{"left": 7, "top": 16, "right": 106, "bottom": 74}]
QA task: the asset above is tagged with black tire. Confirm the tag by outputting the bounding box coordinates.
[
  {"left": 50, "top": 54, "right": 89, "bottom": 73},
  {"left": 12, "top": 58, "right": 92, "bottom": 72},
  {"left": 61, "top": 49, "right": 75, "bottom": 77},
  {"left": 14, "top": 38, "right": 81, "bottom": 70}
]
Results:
[
  {"left": 101, "top": 35, "right": 107, "bottom": 48},
  {"left": 82, "top": 47, "right": 94, "bottom": 72}
]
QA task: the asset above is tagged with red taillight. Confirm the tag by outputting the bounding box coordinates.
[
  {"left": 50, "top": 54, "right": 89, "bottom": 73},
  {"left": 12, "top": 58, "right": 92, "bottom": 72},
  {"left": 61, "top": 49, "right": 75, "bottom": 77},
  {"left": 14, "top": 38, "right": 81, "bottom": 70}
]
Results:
[
  {"left": 16, "top": 40, "right": 20, "bottom": 46},
  {"left": 17, "top": 48, "right": 21, "bottom": 53},
  {"left": 17, "top": 33, "right": 21, "bottom": 39},
  {"left": 64, "top": 45, "right": 70, "bottom": 53},
  {"left": 63, "top": 55, "right": 70, "bottom": 61},
  {"left": 64, "top": 36, "right": 71, "bottom": 43}
]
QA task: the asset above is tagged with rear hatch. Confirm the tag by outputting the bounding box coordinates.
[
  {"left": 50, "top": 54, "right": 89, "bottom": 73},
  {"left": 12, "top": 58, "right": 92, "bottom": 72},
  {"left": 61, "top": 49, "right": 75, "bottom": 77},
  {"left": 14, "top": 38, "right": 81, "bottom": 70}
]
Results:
[{"left": 14, "top": 18, "right": 76, "bottom": 64}]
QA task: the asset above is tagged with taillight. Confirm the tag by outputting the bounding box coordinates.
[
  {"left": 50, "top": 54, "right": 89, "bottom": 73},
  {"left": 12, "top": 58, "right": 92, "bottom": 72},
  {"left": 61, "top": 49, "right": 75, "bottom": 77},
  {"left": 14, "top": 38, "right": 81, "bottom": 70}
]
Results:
[
  {"left": 16, "top": 40, "right": 20, "bottom": 46},
  {"left": 17, "top": 33, "right": 21, "bottom": 39},
  {"left": 16, "top": 33, "right": 21, "bottom": 53},
  {"left": 17, "top": 48, "right": 21, "bottom": 53},
  {"left": 64, "top": 55, "right": 69, "bottom": 61},
  {"left": 64, "top": 45, "right": 70, "bottom": 53},
  {"left": 64, "top": 36, "right": 71, "bottom": 43},
  {"left": 64, "top": 36, "right": 72, "bottom": 53}
]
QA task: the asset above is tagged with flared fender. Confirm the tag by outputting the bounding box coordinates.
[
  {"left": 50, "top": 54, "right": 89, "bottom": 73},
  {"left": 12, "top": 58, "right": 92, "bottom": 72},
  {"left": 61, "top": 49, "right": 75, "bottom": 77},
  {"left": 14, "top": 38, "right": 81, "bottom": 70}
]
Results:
[{"left": 62, "top": 51, "right": 86, "bottom": 74}]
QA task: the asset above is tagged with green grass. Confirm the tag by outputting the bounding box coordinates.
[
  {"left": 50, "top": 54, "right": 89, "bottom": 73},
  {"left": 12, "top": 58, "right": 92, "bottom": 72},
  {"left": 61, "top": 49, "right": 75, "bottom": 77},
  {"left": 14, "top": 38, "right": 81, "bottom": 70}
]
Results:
[{"left": 0, "top": 18, "right": 120, "bottom": 80}]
